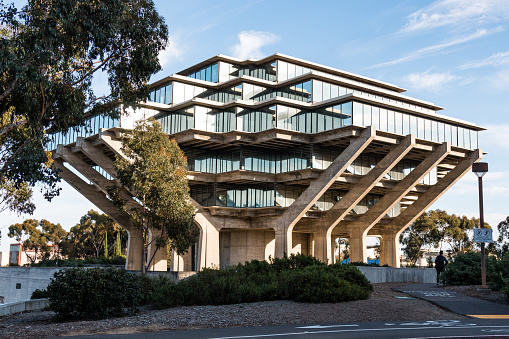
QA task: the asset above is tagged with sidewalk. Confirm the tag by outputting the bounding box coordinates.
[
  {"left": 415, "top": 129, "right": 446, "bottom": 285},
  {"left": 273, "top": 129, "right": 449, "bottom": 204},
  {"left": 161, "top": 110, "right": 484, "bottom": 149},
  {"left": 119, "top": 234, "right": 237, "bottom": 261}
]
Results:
[{"left": 394, "top": 283, "right": 509, "bottom": 319}]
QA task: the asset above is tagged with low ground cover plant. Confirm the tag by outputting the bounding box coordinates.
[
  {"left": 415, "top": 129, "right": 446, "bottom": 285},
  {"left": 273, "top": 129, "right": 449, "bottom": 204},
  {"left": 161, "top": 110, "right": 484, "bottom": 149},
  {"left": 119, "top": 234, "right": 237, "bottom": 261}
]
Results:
[
  {"left": 42, "top": 254, "right": 373, "bottom": 319},
  {"left": 146, "top": 254, "right": 373, "bottom": 309}
]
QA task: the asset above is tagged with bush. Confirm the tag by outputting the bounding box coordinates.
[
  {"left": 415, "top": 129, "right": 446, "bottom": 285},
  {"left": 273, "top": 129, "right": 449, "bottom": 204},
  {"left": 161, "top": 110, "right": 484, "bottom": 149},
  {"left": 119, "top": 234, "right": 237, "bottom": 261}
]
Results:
[
  {"left": 277, "top": 265, "right": 371, "bottom": 303},
  {"left": 46, "top": 267, "right": 141, "bottom": 320},
  {"left": 440, "top": 252, "right": 499, "bottom": 287},
  {"left": 31, "top": 256, "right": 126, "bottom": 267},
  {"left": 30, "top": 289, "right": 48, "bottom": 299},
  {"left": 146, "top": 255, "right": 373, "bottom": 308}
]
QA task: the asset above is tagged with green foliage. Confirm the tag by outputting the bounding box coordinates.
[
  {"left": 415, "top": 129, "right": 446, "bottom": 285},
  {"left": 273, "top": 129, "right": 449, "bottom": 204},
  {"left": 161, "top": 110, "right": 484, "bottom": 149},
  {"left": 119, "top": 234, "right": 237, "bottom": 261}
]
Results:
[
  {"left": 401, "top": 209, "right": 485, "bottom": 264},
  {"left": 145, "top": 255, "right": 372, "bottom": 309},
  {"left": 109, "top": 120, "right": 197, "bottom": 273},
  {"left": 46, "top": 268, "right": 141, "bottom": 320},
  {"left": 277, "top": 266, "right": 371, "bottom": 303},
  {"left": 30, "top": 288, "right": 48, "bottom": 299},
  {"left": 0, "top": 178, "right": 35, "bottom": 215},
  {"left": 30, "top": 256, "right": 126, "bottom": 267},
  {"left": 60, "top": 210, "right": 126, "bottom": 260},
  {"left": 440, "top": 252, "right": 501, "bottom": 288},
  {"left": 8, "top": 218, "right": 66, "bottom": 264},
  {"left": 0, "top": 0, "right": 168, "bottom": 209},
  {"left": 487, "top": 216, "right": 509, "bottom": 259}
]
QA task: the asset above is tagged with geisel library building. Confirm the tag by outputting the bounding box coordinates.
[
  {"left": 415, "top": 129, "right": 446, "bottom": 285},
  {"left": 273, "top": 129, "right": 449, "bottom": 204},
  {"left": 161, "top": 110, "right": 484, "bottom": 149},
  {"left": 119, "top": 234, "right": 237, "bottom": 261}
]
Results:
[{"left": 49, "top": 53, "right": 484, "bottom": 271}]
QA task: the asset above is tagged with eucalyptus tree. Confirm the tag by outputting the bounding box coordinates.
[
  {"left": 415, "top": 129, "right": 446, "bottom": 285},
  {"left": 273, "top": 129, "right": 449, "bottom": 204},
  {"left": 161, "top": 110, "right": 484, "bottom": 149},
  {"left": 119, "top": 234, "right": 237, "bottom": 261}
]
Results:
[
  {"left": 0, "top": 0, "right": 168, "bottom": 212},
  {"left": 109, "top": 120, "right": 197, "bottom": 274}
]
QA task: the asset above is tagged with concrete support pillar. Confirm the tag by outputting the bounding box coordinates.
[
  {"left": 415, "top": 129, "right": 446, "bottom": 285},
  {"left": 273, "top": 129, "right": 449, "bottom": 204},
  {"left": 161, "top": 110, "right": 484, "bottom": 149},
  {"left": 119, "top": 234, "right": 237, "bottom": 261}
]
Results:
[
  {"left": 312, "top": 227, "right": 334, "bottom": 263},
  {"left": 274, "top": 228, "right": 287, "bottom": 258},
  {"left": 348, "top": 227, "right": 367, "bottom": 263},
  {"left": 379, "top": 231, "right": 401, "bottom": 267},
  {"left": 194, "top": 212, "right": 220, "bottom": 270},
  {"left": 125, "top": 227, "right": 143, "bottom": 271},
  {"left": 146, "top": 229, "right": 167, "bottom": 272}
]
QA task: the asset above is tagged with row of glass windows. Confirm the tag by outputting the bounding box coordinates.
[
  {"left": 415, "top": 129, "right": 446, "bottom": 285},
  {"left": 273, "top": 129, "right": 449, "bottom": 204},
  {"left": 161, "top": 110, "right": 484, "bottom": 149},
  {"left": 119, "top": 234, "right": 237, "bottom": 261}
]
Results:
[
  {"left": 187, "top": 146, "right": 438, "bottom": 185},
  {"left": 47, "top": 113, "right": 119, "bottom": 150},
  {"left": 188, "top": 63, "right": 219, "bottom": 83},
  {"left": 352, "top": 102, "right": 478, "bottom": 149},
  {"left": 190, "top": 184, "right": 400, "bottom": 216},
  {"left": 156, "top": 103, "right": 352, "bottom": 135},
  {"left": 217, "top": 61, "right": 277, "bottom": 82},
  {"left": 156, "top": 101, "right": 477, "bottom": 149},
  {"left": 149, "top": 83, "right": 172, "bottom": 105},
  {"left": 149, "top": 77, "right": 433, "bottom": 119}
]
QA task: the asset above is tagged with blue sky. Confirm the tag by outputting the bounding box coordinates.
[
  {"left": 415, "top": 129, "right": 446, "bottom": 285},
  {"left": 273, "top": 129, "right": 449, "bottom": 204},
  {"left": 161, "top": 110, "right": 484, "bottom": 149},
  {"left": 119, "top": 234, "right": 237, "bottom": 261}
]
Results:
[{"left": 1, "top": 0, "right": 508, "bottom": 251}]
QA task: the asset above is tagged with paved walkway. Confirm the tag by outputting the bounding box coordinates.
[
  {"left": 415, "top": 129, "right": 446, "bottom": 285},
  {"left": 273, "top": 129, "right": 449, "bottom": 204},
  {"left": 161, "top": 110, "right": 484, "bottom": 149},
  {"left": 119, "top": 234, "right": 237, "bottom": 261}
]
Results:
[{"left": 393, "top": 283, "right": 509, "bottom": 319}]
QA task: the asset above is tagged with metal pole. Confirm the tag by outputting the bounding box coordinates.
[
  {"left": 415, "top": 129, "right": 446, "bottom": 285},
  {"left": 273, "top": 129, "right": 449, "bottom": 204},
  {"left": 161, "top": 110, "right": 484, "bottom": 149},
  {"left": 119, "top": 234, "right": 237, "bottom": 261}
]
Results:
[{"left": 478, "top": 176, "right": 487, "bottom": 288}]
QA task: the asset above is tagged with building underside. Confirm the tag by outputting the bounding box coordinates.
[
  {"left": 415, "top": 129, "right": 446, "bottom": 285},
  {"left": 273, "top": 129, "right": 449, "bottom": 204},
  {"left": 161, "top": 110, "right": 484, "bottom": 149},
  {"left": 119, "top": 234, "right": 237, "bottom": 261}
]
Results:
[{"left": 50, "top": 53, "right": 484, "bottom": 271}]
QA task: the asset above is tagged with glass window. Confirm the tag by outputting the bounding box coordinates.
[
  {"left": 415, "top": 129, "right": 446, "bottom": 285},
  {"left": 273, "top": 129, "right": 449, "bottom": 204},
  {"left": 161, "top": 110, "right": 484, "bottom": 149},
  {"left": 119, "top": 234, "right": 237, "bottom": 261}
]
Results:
[
  {"left": 371, "top": 106, "right": 380, "bottom": 129},
  {"left": 278, "top": 61, "right": 288, "bottom": 81},
  {"left": 353, "top": 102, "right": 363, "bottom": 126},
  {"left": 410, "top": 115, "right": 417, "bottom": 136},
  {"left": 312, "top": 80, "right": 322, "bottom": 102},
  {"left": 451, "top": 126, "right": 458, "bottom": 146},
  {"left": 211, "top": 63, "right": 218, "bottom": 83},
  {"left": 387, "top": 110, "right": 395, "bottom": 133},
  {"left": 402, "top": 114, "right": 409, "bottom": 135},
  {"left": 417, "top": 117, "right": 425, "bottom": 139},
  {"left": 323, "top": 82, "right": 331, "bottom": 101},
  {"left": 363, "top": 104, "right": 371, "bottom": 127}
]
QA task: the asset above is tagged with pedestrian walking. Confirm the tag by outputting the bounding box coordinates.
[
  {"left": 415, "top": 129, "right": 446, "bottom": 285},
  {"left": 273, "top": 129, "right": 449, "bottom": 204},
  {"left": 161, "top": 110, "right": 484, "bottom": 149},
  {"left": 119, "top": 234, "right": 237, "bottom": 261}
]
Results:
[{"left": 434, "top": 250, "right": 448, "bottom": 285}]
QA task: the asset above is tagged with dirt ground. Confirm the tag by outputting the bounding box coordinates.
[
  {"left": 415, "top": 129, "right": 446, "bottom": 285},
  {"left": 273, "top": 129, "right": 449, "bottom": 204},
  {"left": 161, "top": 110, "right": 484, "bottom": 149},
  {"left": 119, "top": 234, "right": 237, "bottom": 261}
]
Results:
[{"left": 2, "top": 282, "right": 496, "bottom": 338}]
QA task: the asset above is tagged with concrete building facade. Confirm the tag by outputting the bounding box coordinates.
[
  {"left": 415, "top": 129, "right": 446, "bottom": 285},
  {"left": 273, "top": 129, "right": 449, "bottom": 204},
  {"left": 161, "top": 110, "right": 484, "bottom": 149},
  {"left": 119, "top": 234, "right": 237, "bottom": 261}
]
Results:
[{"left": 48, "top": 54, "right": 484, "bottom": 271}]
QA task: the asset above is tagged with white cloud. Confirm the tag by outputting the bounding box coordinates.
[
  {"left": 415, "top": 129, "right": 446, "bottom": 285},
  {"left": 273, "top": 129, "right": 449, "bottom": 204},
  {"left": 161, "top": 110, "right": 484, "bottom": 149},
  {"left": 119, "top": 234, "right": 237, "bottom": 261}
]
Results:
[
  {"left": 158, "top": 33, "right": 186, "bottom": 69},
  {"left": 486, "top": 68, "right": 509, "bottom": 89},
  {"left": 403, "top": 0, "right": 509, "bottom": 32},
  {"left": 369, "top": 28, "right": 497, "bottom": 69},
  {"left": 460, "top": 51, "right": 509, "bottom": 69},
  {"left": 230, "top": 30, "right": 280, "bottom": 60},
  {"left": 404, "top": 70, "right": 460, "bottom": 92},
  {"left": 479, "top": 124, "right": 509, "bottom": 151}
]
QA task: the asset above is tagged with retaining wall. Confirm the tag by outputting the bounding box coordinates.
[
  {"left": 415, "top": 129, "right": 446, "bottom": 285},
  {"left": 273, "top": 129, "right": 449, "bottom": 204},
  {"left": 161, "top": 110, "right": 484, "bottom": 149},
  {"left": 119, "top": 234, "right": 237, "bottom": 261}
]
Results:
[
  {"left": 0, "top": 266, "right": 435, "bottom": 306},
  {"left": 0, "top": 299, "right": 49, "bottom": 317}
]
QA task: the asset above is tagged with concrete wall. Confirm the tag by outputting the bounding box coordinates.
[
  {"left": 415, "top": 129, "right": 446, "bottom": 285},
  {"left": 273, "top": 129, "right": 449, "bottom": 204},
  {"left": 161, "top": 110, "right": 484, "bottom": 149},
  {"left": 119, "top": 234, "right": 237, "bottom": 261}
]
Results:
[
  {"left": 220, "top": 230, "right": 275, "bottom": 268},
  {"left": 0, "top": 267, "right": 63, "bottom": 304},
  {"left": 357, "top": 266, "right": 436, "bottom": 284},
  {"left": 0, "top": 299, "right": 49, "bottom": 317}
]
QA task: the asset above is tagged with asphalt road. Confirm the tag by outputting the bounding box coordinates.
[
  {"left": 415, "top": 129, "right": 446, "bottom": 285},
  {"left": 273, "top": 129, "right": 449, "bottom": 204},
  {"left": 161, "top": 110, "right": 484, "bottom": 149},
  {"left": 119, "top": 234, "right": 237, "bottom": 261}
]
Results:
[{"left": 53, "top": 319, "right": 509, "bottom": 339}]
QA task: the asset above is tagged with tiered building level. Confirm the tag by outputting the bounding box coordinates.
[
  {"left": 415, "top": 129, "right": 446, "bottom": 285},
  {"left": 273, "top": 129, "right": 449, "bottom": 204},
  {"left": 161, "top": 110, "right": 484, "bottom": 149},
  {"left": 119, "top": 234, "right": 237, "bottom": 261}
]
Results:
[{"left": 50, "top": 54, "right": 484, "bottom": 271}]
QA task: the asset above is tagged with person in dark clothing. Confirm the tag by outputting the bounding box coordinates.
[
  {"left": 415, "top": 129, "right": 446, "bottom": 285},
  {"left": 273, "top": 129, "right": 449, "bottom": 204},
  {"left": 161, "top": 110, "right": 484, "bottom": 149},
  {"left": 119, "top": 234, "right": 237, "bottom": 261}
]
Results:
[{"left": 435, "top": 250, "right": 448, "bottom": 285}]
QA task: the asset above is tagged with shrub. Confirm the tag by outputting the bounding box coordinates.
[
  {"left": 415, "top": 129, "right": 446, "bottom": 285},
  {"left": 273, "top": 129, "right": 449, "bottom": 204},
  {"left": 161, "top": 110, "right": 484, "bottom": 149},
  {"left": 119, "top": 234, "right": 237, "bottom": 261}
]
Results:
[
  {"left": 440, "top": 252, "right": 499, "bottom": 287},
  {"left": 276, "top": 265, "right": 371, "bottom": 303},
  {"left": 30, "top": 289, "right": 48, "bottom": 299},
  {"left": 146, "top": 255, "right": 373, "bottom": 308},
  {"left": 46, "top": 268, "right": 141, "bottom": 320}
]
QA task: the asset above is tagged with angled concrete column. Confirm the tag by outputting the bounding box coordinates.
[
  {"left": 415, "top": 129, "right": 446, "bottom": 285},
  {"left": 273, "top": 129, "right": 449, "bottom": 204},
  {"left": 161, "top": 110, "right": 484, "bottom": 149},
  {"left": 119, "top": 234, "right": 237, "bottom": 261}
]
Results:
[
  {"left": 274, "top": 227, "right": 287, "bottom": 258},
  {"left": 56, "top": 145, "right": 141, "bottom": 212},
  {"left": 346, "top": 142, "right": 451, "bottom": 262},
  {"left": 76, "top": 137, "right": 118, "bottom": 179},
  {"left": 98, "top": 130, "right": 129, "bottom": 160},
  {"left": 315, "top": 135, "right": 415, "bottom": 263},
  {"left": 279, "top": 126, "right": 376, "bottom": 255},
  {"left": 389, "top": 149, "right": 482, "bottom": 233},
  {"left": 52, "top": 159, "right": 142, "bottom": 270}
]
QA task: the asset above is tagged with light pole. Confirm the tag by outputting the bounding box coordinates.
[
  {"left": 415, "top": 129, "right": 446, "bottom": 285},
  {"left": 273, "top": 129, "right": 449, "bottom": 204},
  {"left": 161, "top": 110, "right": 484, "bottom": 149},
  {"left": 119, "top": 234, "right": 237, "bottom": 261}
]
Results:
[{"left": 472, "top": 162, "right": 488, "bottom": 288}]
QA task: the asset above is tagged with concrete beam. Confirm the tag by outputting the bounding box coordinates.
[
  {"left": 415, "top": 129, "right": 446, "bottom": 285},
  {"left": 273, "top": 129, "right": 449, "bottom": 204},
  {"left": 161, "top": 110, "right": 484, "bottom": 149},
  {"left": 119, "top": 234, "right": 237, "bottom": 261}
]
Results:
[
  {"left": 76, "top": 138, "right": 118, "bottom": 179},
  {"left": 311, "top": 135, "right": 415, "bottom": 263},
  {"left": 275, "top": 126, "right": 376, "bottom": 257},
  {"left": 347, "top": 142, "right": 451, "bottom": 262},
  {"left": 389, "top": 149, "right": 482, "bottom": 233}
]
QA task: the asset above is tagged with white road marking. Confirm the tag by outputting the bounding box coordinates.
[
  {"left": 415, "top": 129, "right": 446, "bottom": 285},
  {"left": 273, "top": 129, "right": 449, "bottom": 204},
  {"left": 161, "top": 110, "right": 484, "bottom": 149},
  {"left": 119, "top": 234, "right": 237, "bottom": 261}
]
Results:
[
  {"left": 209, "top": 325, "right": 509, "bottom": 339},
  {"left": 296, "top": 325, "right": 358, "bottom": 329}
]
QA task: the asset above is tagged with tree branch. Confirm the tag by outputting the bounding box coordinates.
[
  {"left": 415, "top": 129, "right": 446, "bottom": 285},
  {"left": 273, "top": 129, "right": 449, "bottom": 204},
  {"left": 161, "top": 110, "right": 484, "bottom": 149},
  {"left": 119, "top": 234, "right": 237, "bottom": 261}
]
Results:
[{"left": 0, "top": 119, "right": 27, "bottom": 137}]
